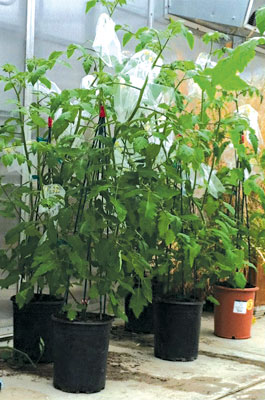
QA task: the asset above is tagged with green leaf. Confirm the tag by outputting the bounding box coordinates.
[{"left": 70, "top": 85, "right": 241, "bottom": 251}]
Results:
[
  {"left": 256, "top": 6, "right": 265, "bottom": 35},
  {"left": 158, "top": 211, "right": 171, "bottom": 237},
  {"left": 144, "top": 192, "right": 157, "bottom": 220},
  {"left": 133, "top": 136, "right": 148, "bottom": 152},
  {"left": 234, "top": 271, "right": 247, "bottom": 289},
  {"left": 0, "top": 272, "right": 20, "bottom": 289},
  {"left": 207, "top": 295, "right": 220, "bottom": 306},
  {"left": 16, "top": 288, "right": 34, "bottom": 309},
  {"left": 165, "top": 229, "right": 175, "bottom": 246},
  {"left": 48, "top": 51, "right": 63, "bottom": 61},
  {"left": 205, "top": 197, "right": 219, "bottom": 216},
  {"left": 5, "top": 222, "right": 25, "bottom": 244},
  {"left": 34, "top": 262, "right": 56, "bottom": 277},
  {"left": 52, "top": 116, "right": 69, "bottom": 138},
  {"left": 249, "top": 130, "right": 258, "bottom": 154},
  {"left": 67, "top": 309, "right": 77, "bottom": 321},
  {"left": 39, "top": 76, "right": 51, "bottom": 90},
  {"left": 185, "top": 29, "right": 194, "bottom": 50},
  {"left": 110, "top": 197, "right": 127, "bottom": 222},
  {"left": 123, "top": 32, "right": 133, "bottom": 47},
  {"left": 223, "top": 202, "right": 235, "bottom": 216},
  {"left": 86, "top": 0, "right": 97, "bottom": 13},
  {"left": 4, "top": 82, "right": 13, "bottom": 92},
  {"left": 142, "top": 279, "right": 152, "bottom": 303},
  {"left": 83, "top": 55, "right": 94, "bottom": 74},
  {"left": 129, "top": 288, "right": 147, "bottom": 318},
  {"left": 189, "top": 243, "right": 201, "bottom": 267},
  {"left": 31, "top": 113, "right": 47, "bottom": 127},
  {"left": 29, "top": 66, "right": 48, "bottom": 85},
  {"left": 203, "top": 32, "right": 229, "bottom": 44},
  {"left": 67, "top": 44, "right": 77, "bottom": 58},
  {"left": 2, "top": 153, "right": 14, "bottom": 166},
  {"left": 89, "top": 285, "right": 99, "bottom": 299}
]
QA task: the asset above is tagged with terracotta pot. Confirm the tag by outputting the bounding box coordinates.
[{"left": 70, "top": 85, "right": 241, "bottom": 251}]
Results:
[{"left": 214, "top": 285, "right": 258, "bottom": 339}]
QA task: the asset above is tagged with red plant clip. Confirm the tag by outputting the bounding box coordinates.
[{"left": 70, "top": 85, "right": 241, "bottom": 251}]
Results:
[
  {"left": 48, "top": 117, "right": 53, "bottom": 128},
  {"left": 100, "top": 105, "right": 106, "bottom": 118}
]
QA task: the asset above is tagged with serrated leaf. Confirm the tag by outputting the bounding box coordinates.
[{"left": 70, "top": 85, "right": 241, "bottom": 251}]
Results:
[{"left": 133, "top": 136, "right": 148, "bottom": 152}]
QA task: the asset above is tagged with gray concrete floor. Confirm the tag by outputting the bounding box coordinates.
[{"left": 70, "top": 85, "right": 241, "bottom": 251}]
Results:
[{"left": 0, "top": 288, "right": 265, "bottom": 399}]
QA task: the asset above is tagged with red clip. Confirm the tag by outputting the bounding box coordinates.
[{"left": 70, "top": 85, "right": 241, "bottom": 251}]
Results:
[
  {"left": 240, "top": 134, "right": 245, "bottom": 144},
  {"left": 100, "top": 105, "right": 106, "bottom": 118},
  {"left": 48, "top": 117, "right": 53, "bottom": 128}
]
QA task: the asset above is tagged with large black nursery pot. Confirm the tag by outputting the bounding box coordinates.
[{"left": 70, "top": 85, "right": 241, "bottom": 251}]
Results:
[
  {"left": 154, "top": 299, "right": 203, "bottom": 361},
  {"left": 11, "top": 294, "right": 64, "bottom": 363},
  {"left": 52, "top": 313, "right": 113, "bottom": 393}
]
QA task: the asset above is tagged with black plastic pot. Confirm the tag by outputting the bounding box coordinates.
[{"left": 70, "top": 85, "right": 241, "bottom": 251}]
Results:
[
  {"left": 125, "top": 294, "right": 153, "bottom": 333},
  {"left": 11, "top": 294, "right": 64, "bottom": 363},
  {"left": 52, "top": 313, "right": 113, "bottom": 393},
  {"left": 154, "top": 299, "right": 203, "bottom": 361}
]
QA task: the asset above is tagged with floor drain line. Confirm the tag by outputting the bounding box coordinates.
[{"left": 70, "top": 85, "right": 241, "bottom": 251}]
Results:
[{"left": 213, "top": 378, "right": 265, "bottom": 400}]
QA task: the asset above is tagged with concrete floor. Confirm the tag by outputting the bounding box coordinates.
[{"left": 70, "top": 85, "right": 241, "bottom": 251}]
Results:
[{"left": 0, "top": 288, "right": 265, "bottom": 399}]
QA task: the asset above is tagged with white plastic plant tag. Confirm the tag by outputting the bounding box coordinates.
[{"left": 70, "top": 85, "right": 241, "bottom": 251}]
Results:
[{"left": 233, "top": 300, "right": 247, "bottom": 314}]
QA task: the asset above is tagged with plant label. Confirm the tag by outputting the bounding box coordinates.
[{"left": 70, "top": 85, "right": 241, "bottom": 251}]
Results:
[{"left": 233, "top": 300, "right": 247, "bottom": 314}]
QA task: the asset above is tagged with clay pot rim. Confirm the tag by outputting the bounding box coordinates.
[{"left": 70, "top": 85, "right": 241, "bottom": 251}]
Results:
[{"left": 214, "top": 284, "right": 259, "bottom": 293}]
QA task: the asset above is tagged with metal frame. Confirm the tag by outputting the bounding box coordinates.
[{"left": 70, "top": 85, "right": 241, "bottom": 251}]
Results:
[
  {"left": 21, "top": 0, "right": 36, "bottom": 219},
  {"left": 147, "top": 0, "right": 154, "bottom": 28}
]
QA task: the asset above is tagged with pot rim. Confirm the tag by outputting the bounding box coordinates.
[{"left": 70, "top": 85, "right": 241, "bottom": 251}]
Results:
[
  {"left": 52, "top": 313, "right": 114, "bottom": 326},
  {"left": 11, "top": 294, "right": 64, "bottom": 306},
  {"left": 214, "top": 285, "right": 259, "bottom": 293},
  {"left": 155, "top": 298, "right": 204, "bottom": 306}
]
